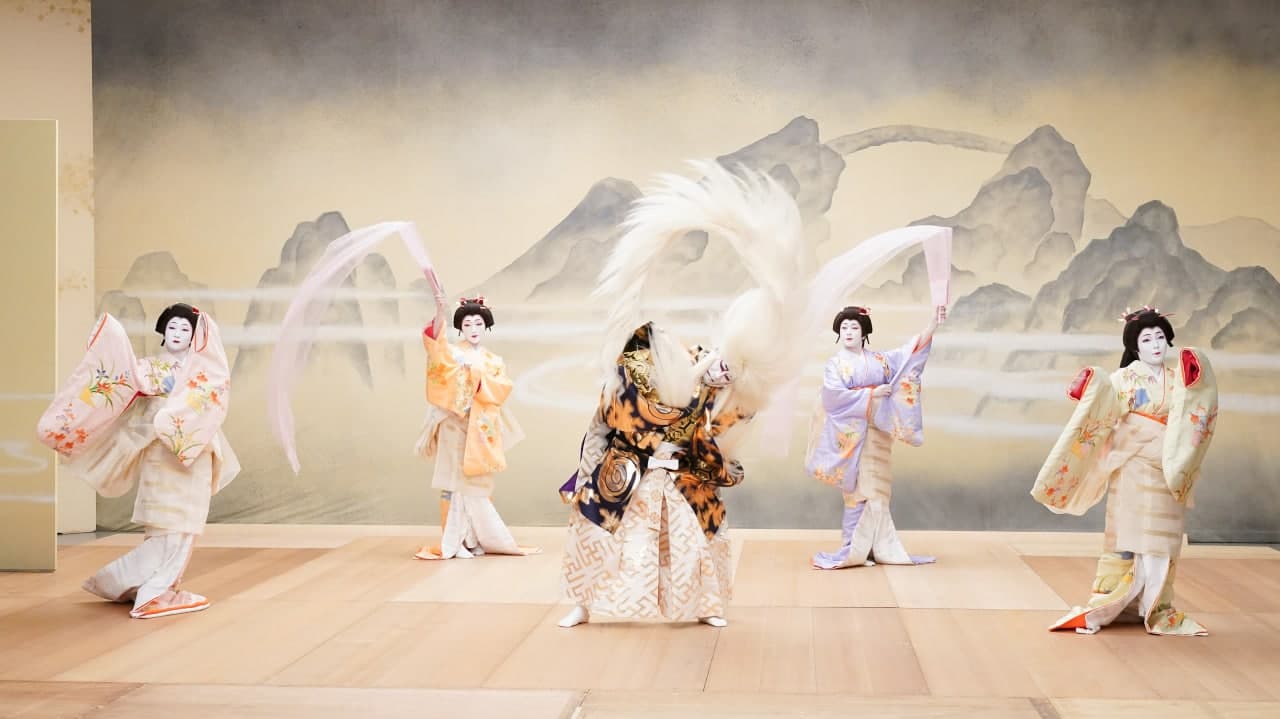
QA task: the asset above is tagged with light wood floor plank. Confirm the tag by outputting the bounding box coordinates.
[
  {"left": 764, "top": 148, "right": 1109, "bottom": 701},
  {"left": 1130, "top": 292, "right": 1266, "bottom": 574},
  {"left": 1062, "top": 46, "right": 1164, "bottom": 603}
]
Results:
[{"left": 730, "top": 541, "right": 897, "bottom": 608}]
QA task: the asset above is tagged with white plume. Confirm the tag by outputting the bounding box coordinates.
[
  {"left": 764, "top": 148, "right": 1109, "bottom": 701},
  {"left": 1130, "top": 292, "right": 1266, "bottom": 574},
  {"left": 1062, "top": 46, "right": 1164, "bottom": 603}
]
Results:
[{"left": 594, "top": 160, "right": 805, "bottom": 415}]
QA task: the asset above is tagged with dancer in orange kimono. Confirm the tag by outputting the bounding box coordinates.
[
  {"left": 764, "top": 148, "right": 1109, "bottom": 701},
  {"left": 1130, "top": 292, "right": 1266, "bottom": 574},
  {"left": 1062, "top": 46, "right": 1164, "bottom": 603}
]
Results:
[{"left": 413, "top": 293, "right": 539, "bottom": 560}]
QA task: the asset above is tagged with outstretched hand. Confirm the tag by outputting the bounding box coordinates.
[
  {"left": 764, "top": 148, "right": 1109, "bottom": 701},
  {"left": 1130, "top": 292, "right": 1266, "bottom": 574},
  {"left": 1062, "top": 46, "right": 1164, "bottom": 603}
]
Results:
[
  {"left": 426, "top": 269, "right": 448, "bottom": 336},
  {"left": 921, "top": 304, "right": 947, "bottom": 345}
]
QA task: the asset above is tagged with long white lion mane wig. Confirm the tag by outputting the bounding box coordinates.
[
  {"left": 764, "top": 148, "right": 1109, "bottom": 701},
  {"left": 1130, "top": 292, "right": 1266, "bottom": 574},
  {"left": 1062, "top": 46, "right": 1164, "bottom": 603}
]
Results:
[{"left": 592, "top": 160, "right": 805, "bottom": 421}]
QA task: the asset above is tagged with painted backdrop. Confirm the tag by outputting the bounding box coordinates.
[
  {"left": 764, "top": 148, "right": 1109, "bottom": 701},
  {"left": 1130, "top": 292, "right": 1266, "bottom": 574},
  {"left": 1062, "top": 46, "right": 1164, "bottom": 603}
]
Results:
[{"left": 91, "top": 0, "right": 1280, "bottom": 541}]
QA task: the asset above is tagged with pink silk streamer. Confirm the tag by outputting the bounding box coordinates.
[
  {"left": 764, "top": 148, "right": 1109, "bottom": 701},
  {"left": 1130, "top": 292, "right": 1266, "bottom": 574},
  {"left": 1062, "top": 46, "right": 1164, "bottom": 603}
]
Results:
[
  {"left": 923, "top": 230, "right": 953, "bottom": 306},
  {"left": 268, "top": 221, "right": 439, "bottom": 474},
  {"left": 752, "top": 225, "right": 953, "bottom": 457}
]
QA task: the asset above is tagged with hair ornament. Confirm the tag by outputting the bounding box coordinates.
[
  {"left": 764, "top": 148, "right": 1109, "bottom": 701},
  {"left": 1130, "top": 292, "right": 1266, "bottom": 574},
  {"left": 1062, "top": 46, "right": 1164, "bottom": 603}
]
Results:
[{"left": 1118, "top": 305, "right": 1175, "bottom": 324}]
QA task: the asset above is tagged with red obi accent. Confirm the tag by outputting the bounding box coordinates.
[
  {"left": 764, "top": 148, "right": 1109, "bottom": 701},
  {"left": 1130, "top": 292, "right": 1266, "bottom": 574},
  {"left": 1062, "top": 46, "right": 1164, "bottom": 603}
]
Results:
[
  {"left": 424, "top": 323, "right": 438, "bottom": 340},
  {"left": 1067, "top": 367, "right": 1094, "bottom": 401},
  {"left": 1181, "top": 348, "right": 1202, "bottom": 388}
]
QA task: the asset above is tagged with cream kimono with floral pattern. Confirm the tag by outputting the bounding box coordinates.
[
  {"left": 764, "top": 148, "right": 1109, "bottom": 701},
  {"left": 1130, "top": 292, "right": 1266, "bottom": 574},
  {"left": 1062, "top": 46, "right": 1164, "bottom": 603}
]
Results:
[{"left": 1031, "top": 348, "right": 1218, "bottom": 636}]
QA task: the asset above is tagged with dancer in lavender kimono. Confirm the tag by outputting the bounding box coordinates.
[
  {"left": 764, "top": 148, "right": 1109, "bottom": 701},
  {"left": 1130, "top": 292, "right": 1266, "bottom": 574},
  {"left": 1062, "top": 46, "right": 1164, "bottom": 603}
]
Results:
[{"left": 805, "top": 304, "right": 945, "bottom": 569}]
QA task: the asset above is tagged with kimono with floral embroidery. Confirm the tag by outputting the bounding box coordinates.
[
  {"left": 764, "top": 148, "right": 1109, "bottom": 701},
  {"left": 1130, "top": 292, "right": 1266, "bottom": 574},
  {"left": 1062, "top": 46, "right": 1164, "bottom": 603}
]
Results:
[
  {"left": 420, "top": 324, "right": 518, "bottom": 480},
  {"left": 36, "top": 312, "right": 239, "bottom": 534},
  {"left": 805, "top": 336, "right": 930, "bottom": 492},
  {"left": 804, "top": 335, "right": 934, "bottom": 569},
  {"left": 1032, "top": 348, "right": 1218, "bottom": 636}
]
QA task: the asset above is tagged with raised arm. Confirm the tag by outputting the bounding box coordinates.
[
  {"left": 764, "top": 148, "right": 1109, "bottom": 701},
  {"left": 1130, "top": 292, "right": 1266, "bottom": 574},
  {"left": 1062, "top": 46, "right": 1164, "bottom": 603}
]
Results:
[{"left": 916, "top": 305, "right": 947, "bottom": 349}]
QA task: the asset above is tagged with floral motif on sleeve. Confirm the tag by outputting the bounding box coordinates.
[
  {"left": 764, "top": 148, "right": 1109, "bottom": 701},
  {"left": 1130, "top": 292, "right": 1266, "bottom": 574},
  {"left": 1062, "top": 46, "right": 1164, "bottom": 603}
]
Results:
[
  {"left": 1070, "top": 416, "right": 1113, "bottom": 457},
  {"left": 182, "top": 371, "right": 228, "bottom": 413},
  {"left": 1188, "top": 404, "right": 1218, "bottom": 447},
  {"left": 44, "top": 403, "right": 90, "bottom": 455},
  {"left": 78, "top": 364, "right": 134, "bottom": 408}
]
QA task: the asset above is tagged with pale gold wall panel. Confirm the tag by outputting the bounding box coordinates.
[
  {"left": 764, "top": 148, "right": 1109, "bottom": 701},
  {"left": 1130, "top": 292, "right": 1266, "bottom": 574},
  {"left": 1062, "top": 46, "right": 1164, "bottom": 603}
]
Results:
[{"left": 0, "top": 119, "right": 58, "bottom": 571}]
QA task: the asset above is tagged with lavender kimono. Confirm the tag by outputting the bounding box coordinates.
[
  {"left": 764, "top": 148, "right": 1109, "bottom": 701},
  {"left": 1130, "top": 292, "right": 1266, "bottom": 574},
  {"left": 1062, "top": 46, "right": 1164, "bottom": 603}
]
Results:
[{"left": 804, "top": 336, "right": 934, "bottom": 569}]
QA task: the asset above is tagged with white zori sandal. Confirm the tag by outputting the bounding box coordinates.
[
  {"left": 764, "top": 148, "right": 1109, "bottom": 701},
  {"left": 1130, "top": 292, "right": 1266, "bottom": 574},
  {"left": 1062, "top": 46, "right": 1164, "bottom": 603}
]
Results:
[{"left": 130, "top": 590, "right": 211, "bottom": 619}]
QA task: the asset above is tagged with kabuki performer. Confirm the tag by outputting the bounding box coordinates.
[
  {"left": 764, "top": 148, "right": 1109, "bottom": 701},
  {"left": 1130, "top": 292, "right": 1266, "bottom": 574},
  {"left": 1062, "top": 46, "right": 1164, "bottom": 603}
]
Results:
[
  {"left": 557, "top": 161, "right": 806, "bottom": 629},
  {"left": 37, "top": 303, "right": 239, "bottom": 619},
  {"left": 267, "top": 221, "right": 537, "bottom": 560},
  {"left": 1031, "top": 307, "right": 1218, "bottom": 636},
  {"left": 804, "top": 301, "right": 947, "bottom": 569},
  {"left": 411, "top": 293, "right": 539, "bottom": 560},
  {"left": 784, "top": 220, "right": 952, "bottom": 571}
]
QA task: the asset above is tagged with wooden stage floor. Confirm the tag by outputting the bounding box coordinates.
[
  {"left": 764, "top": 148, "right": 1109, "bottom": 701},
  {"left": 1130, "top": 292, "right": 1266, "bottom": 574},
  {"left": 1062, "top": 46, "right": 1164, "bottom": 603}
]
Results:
[{"left": 2, "top": 526, "right": 1277, "bottom": 718}]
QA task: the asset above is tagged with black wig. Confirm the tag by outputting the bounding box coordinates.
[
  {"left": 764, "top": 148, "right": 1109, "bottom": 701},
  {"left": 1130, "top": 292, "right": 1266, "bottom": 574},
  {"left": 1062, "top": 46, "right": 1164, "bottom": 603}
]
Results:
[
  {"left": 453, "top": 301, "right": 495, "bottom": 331},
  {"left": 831, "top": 306, "right": 873, "bottom": 346},
  {"left": 622, "top": 322, "right": 652, "bottom": 354},
  {"left": 154, "top": 303, "right": 200, "bottom": 345},
  {"left": 1119, "top": 308, "right": 1175, "bottom": 368}
]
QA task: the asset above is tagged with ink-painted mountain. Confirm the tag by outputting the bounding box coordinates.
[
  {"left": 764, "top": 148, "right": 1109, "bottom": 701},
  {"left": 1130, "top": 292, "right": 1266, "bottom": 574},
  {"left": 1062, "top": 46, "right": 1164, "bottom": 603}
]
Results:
[
  {"left": 232, "top": 211, "right": 401, "bottom": 385},
  {"left": 474, "top": 117, "right": 844, "bottom": 301},
  {"left": 96, "top": 251, "right": 216, "bottom": 355},
  {"left": 1183, "top": 266, "right": 1280, "bottom": 351},
  {"left": 1082, "top": 196, "right": 1126, "bottom": 244},
  {"left": 947, "top": 283, "right": 1032, "bottom": 331},
  {"left": 1180, "top": 217, "right": 1280, "bottom": 274},
  {"left": 864, "top": 125, "right": 1089, "bottom": 301},
  {"left": 1028, "top": 202, "right": 1228, "bottom": 336},
  {"left": 990, "top": 125, "right": 1090, "bottom": 245}
]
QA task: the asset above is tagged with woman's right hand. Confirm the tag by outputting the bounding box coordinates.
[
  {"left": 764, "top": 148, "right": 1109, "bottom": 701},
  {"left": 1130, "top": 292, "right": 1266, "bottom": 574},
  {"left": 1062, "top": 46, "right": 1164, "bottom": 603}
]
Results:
[{"left": 871, "top": 384, "right": 891, "bottom": 399}]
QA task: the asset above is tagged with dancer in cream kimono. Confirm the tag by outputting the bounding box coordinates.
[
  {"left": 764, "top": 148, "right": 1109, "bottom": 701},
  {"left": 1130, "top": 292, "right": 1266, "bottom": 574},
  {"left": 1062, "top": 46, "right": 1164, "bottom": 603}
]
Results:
[
  {"left": 558, "top": 162, "right": 804, "bottom": 629},
  {"left": 805, "top": 303, "right": 946, "bottom": 569},
  {"left": 1031, "top": 307, "right": 1218, "bottom": 636},
  {"left": 37, "top": 303, "right": 238, "bottom": 619},
  {"left": 413, "top": 293, "right": 539, "bottom": 560}
]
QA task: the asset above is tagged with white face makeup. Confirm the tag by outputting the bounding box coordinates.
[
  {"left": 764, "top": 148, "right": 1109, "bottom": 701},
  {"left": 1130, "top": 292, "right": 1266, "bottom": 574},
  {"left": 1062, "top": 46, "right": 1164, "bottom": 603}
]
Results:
[
  {"left": 703, "top": 357, "right": 734, "bottom": 387},
  {"left": 839, "top": 318, "right": 864, "bottom": 349},
  {"left": 459, "top": 314, "right": 486, "bottom": 346},
  {"left": 164, "top": 317, "right": 194, "bottom": 354},
  {"left": 1137, "top": 326, "right": 1168, "bottom": 367}
]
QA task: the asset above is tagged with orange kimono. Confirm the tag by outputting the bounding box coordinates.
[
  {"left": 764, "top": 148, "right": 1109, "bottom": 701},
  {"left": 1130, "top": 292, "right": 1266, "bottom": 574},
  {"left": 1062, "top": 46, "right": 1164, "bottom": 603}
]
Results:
[{"left": 421, "top": 324, "right": 515, "bottom": 479}]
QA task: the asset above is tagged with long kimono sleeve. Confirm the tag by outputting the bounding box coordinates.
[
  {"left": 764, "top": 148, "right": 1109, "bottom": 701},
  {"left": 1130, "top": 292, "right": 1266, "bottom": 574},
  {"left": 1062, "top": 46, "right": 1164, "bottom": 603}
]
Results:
[
  {"left": 1030, "top": 366, "right": 1126, "bottom": 514},
  {"left": 1163, "top": 348, "right": 1218, "bottom": 503},
  {"left": 459, "top": 350, "right": 516, "bottom": 477},
  {"left": 471, "top": 356, "right": 513, "bottom": 408},
  {"left": 422, "top": 324, "right": 468, "bottom": 416},
  {"left": 36, "top": 313, "right": 142, "bottom": 459},
  {"left": 560, "top": 387, "right": 614, "bottom": 503},
  {"left": 872, "top": 334, "right": 932, "bottom": 446},
  {"left": 153, "top": 313, "right": 232, "bottom": 467},
  {"left": 805, "top": 357, "right": 874, "bottom": 490}
]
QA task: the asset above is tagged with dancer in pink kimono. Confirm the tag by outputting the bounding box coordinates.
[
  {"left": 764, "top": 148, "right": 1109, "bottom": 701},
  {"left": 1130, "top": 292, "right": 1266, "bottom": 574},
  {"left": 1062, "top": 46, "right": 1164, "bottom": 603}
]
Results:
[
  {"left": 805, "top": 304, "right": 945, "bottom": 569},
  {"left": 37, "top": 303, "right": 239, "bottom": 619}
]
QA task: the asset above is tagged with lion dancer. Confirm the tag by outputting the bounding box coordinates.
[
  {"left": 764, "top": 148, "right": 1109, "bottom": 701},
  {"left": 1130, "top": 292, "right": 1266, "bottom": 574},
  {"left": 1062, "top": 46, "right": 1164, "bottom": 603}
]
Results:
[{"left": 558, "top": 161, "right": 806, "bottom": 628}]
